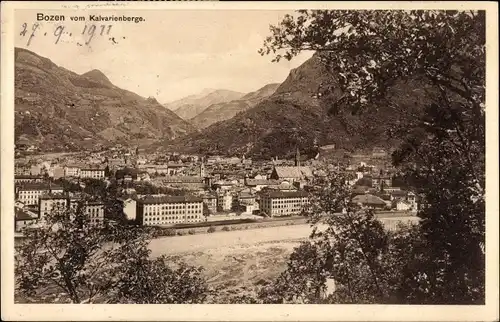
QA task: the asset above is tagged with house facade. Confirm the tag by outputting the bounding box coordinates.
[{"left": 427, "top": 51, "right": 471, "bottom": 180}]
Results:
[
  {"left": 80, "top": 168, "right": 105, "bottom": 179},
  {"left": 16, "top": 183, "right": 64, "bottom": 206},
  {"left": 259, "top": 190, "right": 309, "bottom": 217},
  {"left": 136, "top": 195, "right": 204, "bottom": 226}
]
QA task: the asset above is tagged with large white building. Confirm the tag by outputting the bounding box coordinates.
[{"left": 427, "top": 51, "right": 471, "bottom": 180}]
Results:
[
  {"left": 259, "top": 190, "right": 309, "bottom": 217},
  {"left": 80, "top": 168, "right": 105, "bottom": 179},
  {"left": 217, "top": 191, "right": 233, "bottom": 211},
  {"left": 64, "top": 165, "right": 81, "bottom": 177},
  {"left": 39, "top": 194, "right": 105, "bottom": 225},
  {"left": 15, "top": 183, "right": 64, "bottom": 206},
  {"left": 136, "top": 195, "right": 204, "bottom": 226}
]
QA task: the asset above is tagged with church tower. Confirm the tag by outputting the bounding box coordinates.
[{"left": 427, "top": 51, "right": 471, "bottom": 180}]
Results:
[
  {"left": 295, "top": 146, "right": 301, "bottom": 167},
  {"left": 200, "top": 159, "right": 205, "bottom": 177}
]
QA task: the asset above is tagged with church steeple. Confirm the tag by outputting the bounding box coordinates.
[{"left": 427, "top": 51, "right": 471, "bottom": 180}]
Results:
[
  {"left": 295, "top": 146, "right": 301, "bottom": 167},
  {"left": 200, "top": 158, "right": 205, "bottom": 177}
]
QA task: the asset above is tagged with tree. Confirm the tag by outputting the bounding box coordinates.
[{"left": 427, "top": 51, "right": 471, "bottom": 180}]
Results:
[
  {"left": 15, "top": 198, "right": 209, "bottom": 303},
  {"left": 259, "top": 173, "right": 403, "bottom": 304},
  {"left": 202, "top": 203, "right": 212, "bottom": 218},
  {"left": 260, "top": 10, "right": 485, "bottom": 304}
]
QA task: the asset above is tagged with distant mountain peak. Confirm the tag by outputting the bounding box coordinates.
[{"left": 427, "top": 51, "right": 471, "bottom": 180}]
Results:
[
  {"left": 147, "top": 96, "right": 160, "bottom": 104},
  {"left": 164, "top": 89, "right": 246, "bottom": 120},
  {"left": 81, "top": 69, "right": 113, "bottom": 86}
]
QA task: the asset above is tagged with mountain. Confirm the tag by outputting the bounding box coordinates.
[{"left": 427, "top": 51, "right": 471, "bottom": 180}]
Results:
[
  {"left": 14, "top": 47, "right": 195, "bottom": 152},
  {"left": 163, "top": 88, "right": 216, "bottom": 111},
  {"left": 190, "top": 83, "right": 280, "bottom": 129},
  {"left": 168, "top": 54, "right": 436, "bottom": 159},
  {"left": 164, "top": 89, "right": 245, "bottom": 120}
]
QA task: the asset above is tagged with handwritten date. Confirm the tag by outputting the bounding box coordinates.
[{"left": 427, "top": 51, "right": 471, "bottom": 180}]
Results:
[{"left": 20, "top": 23, "right": 113, "bottom": 46}]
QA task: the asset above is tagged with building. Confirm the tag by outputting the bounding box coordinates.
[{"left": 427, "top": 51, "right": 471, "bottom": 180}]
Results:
[
  {"left": 16, "top": 183, "right": 64, "bottom": 206},
  {"left": 259, "top": 190, "right": 309, "bottom": 217},
  {"left": 30, "top": 164, "right": 43, "bottom": 176},
  {"left": 52, "top": 166, "right": 65, "bottom": 180},
  {"left": 236, "top": 191, "right": 258, "bottom": 214},
  {"left": 202, "top": 193, "right": 217, "bottom": 214},
  {"left": 138, "top": 164, "right": 170, "bottom": 175},
  {"left": 372, "top": 176, "right": 392, "bottom": 190},
  {"left": 351, "top": 194, "right": 387, "bottom": 210},
  {"left": 120, "top": 198, "right": 137, "bottom": 221},
  {"left": 14, "top": 175, "right": 45, "bottom": 184},
  {"left": 136, "top": 195, "right": 204, "bottom": 226},
  {"left": 39, "top": 194, "right": 105, "bottom": 225},
  {"left": 15, "top": 207, "right": 38, "bottom": 232},
  {"left": 64, "top": 165, "right": 81, "bottom": 177},
  {"left": 244, "top": 178, "right": 281, "bottom": 191},
  {"left": 155, "top": 176, "right": 205, "bottom": 190},
  {"left": 39, "top": 194, "right": 69, "bottom": 219},
  {"left": 15, "top": 165, "right": 32, "bottom": 175},
  {"left": 199, "top": 162, "right": 205, "bottom": 177},
  {"left": 217, "top": 191, "right": 233, "bottom": 211},
  {"left": 270, "top": 166, "right": 313, "bottom": 183},
  {"left": 84, "top": 201, "right": 105, "bottom": 225},
  {"left": 80, "top": 168, "right": 105, "bottom": 179},
  {"left": 166, "top": 163, "right": 187, "bottom": 175},
  {"left": 394, "top": 200, "right": 413, "bottom": 211}
]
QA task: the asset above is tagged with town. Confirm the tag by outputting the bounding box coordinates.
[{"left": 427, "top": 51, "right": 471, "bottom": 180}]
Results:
[{"left": 14, "top": 142, "right": 418, "bottom": 234}]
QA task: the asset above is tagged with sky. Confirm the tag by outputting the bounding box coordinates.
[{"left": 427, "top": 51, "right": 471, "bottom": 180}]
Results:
[{"left": 15, "top": 9, "right": 314, "bottom": 102}]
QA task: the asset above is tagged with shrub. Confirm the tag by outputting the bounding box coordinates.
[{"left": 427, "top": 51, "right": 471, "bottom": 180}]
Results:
[
  {"left": 176, "top": 231, "right": 186, "bottom": 236},
  {"left": 164, "top": 228, "right": 176, "bottom": 236},
  {"left": 188, "top": 229, "right": 196, "bottom": 235},
  {"left": 222, "top": 226, "right": 230, "bottom": 232},
  {"left": 207, "top": 226, "right": 216, "bottom": 233}
]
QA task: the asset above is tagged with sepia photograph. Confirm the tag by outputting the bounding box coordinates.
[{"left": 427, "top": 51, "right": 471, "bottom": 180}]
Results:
[{"left": 1, "top": 1, "right": 498, "bottom": 321}]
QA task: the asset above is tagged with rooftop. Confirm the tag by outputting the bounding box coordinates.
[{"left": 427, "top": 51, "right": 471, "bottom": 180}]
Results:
[
  {"left": 352, "top": 194, "right": 386, "bottom": 206},
  {"left": 138, "top": 195, "right": 203, "bottom": 205},
  {"left": 158, "top": 176, "right": 203, "bottom": 183},
  {"left": 245, "top": 179, "right": 281, "bottom": 186},
  {"left": 273, "top": 166, "right": 313, "bottom": 179},
  {"left": 15, "top": 175, "right": 44, "bottom": 179},
  {"left": 17, "top": 182, "right": 63, "bottom": 191},
  {"left": 260, "top": 190, "right": 309, "bottom": 199},
  {"left": 15, "top": 207, "right": 37, "bottom": 221}
]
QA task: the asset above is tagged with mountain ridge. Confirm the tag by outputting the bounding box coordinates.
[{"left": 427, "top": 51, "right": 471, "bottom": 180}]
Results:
[
  {"left": 166, "top": 54, "right": 436, "bottom": 159},
  {"left": 15, "top": 47, "right": 195, "bottom": 152},
  {"left": 190, "top": 83, "right": 280, "bottom": 130},
  {"left": 164, "top": 89, "right": 246, "bottom": 119}
]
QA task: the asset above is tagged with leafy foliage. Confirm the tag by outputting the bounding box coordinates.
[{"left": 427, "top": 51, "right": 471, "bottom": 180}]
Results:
[
  {"left": 15, "top": 198, "right": 208, "bottom": 303},
  {"left": 259, "top": 174, "right": 406, "bottom": 303},
  {"left": 259, "top": 10, "right": 485, "bottom": 304},
  {"left": 260, "top": 10, "right": 484, "bottom": 112}
]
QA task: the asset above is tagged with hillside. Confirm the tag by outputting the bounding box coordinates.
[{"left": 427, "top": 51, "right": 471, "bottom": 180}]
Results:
[
  {"left": 164, "top": 89, "right": 246, "bottom": 120},
  {"left": 190, "top": 83, "right": 280, "bottom": 130},
  {"left": 168, "top": 54, "right": 436, "bottom": 159},
  {"left": 14, "top": 47, "right": 195, "bottom": 152}
]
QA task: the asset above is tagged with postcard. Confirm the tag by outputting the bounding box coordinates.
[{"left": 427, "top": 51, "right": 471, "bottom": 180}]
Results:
[{"left": 1, "top": 1, "right": 498, "bottom": 321}]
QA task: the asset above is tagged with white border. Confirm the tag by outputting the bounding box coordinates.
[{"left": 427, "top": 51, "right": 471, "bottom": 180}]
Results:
[{"left": 1, "top": 2, "right": 498, "bottom": 321}]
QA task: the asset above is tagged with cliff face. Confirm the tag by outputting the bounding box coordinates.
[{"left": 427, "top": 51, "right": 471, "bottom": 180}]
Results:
[{"left": 15, "top": 47, "right": 195, "bottom": 151}]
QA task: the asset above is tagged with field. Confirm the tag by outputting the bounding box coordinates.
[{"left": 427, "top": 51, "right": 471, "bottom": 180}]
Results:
[
  {"left": 149, "top": 216, "right": 418, "bottom": 302},
  {"left": 152, "top": 225, "right": 311, "bottom": 302}
]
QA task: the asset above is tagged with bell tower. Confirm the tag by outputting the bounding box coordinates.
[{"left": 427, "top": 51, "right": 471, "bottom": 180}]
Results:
[
  {"left": 200, "top": 158, "right": 205, "bottom": 177},
  {"left": 295, "top": 146, "right": 301, "bottom": 167}
]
